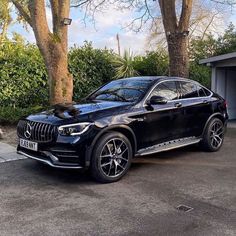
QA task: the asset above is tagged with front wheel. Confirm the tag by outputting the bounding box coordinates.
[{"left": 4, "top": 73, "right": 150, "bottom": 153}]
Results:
[
  {"left": 90, "top": 132, "right": 133, "bottom": 183},
  {"left": 200, "top": 118, "right": 225, "bottom": 152}
]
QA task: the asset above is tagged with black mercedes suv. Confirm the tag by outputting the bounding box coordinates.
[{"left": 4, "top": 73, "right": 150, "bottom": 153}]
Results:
[{"left": 17, "top": 77, "right": 228, "bottom": 183}]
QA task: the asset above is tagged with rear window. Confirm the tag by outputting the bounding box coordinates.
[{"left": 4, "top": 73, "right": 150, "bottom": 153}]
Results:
[
  {"left": 180, "top": 82, "right": 211, "bottom": 99},
  {"left": 180, "top": 82, "right": 199, "bottom": 99}
]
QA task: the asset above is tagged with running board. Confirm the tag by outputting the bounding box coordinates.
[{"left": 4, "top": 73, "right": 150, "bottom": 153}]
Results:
[{"left": 136, "top": 137, "right": 201, "bottom": 156}]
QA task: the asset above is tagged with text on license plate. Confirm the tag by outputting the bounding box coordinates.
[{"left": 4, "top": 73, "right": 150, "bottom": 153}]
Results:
[{"left": 20, "top": 139, "right": 38, "bottom": 151}]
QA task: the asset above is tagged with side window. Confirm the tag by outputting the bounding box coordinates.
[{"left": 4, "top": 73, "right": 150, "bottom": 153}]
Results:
[
  {"left": 180, "top": 82, "right": 198, "bottom": 99},
  {"left": 150, "top": 81, "right": 178, "bottom": 101},
  {"left": 203, "top": 88, "right": 212, "bottom": 96},
  {"left": 197, "top": 86, "right": 207, "bottom": 97}
]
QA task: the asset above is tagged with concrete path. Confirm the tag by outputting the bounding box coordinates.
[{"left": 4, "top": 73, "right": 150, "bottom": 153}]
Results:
[
  {"left": 228, "top": 120, "right": 236, "bottom": 128},
  {"left": 0, "top": 142, "right": 26, "bottom": 163}
]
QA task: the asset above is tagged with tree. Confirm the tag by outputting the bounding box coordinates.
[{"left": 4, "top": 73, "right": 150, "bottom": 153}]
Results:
[
  {"left": 117, "top": 0, "right": 231, "bottom": 78},
  {"left": 12, "top": 0, "right": 73, "bottom": 105},
  {"left": 0, "top": 0, "right": 12, "bottom": 43},
  {"left": 147, "top": 0, "right": 226, "bottom": 48},
  {"left": 189, "top": 34, "right": 217, "bottom": 61},
  {"left": 114, "top": 0, "right": 193, "bottom": 77},
  {"left": 157, "top": 0, "right": 193, "bottom": 78},
  {"left": 215, "top": 22, "right": 236, "bottom": 55}
]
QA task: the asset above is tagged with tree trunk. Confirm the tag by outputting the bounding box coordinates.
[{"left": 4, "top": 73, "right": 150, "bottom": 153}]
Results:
[
  {"left": 36, "top": 41, "right": 73, "bottom": 105},
  {"left": 158, "top": 0, "right": 193, "bottom": 78},
  {"left": 167, "top": 33, "right": 189, "bottom": 77},
  {"left": 0, "top": 2, "right": 10, "bottom": 44},
  {"left": 0, "top": 20, "right": 9, "bottom": 41},
  {"left": 12, "top": 0, "right": 73, "bottom": 105},
  {"left": 44, "top": 46, "right": 73, "bottom": 105}
]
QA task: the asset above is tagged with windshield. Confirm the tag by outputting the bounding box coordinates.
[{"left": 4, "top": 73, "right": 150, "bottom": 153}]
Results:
[{"left": 87, "top": 79, "right": 154, "bottom": 103}]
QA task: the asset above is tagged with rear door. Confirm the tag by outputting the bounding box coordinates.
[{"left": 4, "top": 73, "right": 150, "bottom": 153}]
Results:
[{"left": 178, "top": 81, "right": 212, "bottom": 137}]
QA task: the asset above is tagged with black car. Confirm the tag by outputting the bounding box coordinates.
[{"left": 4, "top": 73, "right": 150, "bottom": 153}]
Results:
[{"left": 17, "top": 77, "right": 228, "bottom": 183}]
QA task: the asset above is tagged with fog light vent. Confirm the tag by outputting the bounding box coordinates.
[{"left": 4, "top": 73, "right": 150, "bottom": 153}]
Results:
[{"left": 176, "top": 205, "right": 194, "bottom": 212}]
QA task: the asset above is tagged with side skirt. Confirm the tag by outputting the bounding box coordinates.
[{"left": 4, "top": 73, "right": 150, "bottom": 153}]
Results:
[{"left": 136, "top": 137, "right": 201, "bottom": 156}]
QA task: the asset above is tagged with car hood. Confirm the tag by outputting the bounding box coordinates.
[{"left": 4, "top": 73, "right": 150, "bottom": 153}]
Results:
[{"left": 25, "top": 100, "right": 133, "bottom": 125}]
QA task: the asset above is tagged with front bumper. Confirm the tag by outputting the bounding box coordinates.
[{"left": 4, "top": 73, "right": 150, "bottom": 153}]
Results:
[
  {"left": 17, "top": 149, "right": 84, "bottom": 169},
  {"left": 17, "top": 121, "right": 100, "bottom": 169}
]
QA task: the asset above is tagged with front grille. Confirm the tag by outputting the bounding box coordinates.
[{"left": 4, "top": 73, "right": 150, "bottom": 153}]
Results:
[{"left": 17, "top": 120, "right": 56, "bottom": 143}]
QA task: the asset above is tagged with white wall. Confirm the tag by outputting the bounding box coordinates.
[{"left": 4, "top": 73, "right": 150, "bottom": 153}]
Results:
[
  {"left": 215, "top": 69, "right": 226, "bottom": 97},
  {"left": 215, "top": 68, "right": 236, "bottom": 120},
  {"left": 226, "top": 70, "right": 236, "bottom": 119}
]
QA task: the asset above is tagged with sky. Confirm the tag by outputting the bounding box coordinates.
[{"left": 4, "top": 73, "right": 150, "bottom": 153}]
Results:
[{"left": 8, "top": 3, "right": 236, "bottom": 55}]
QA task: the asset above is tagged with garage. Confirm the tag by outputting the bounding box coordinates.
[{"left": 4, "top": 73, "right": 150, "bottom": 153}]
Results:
[{"left": 200, "top": 52, "right": 236, "bottom": 120}]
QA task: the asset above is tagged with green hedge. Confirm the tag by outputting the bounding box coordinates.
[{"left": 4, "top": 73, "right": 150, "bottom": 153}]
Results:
[
  {"left": 133, "top": 50, "right": 169, "bottom": 76},
  {"left": 69, "top": 42, "right": 116, "bottom": 101},
  {"left": 0, "top": 106, "right": 45, "bottom": 125},
  {"left": 0, "top": 40, "right": 212, "bottom": 124},
  {"left": 0, "top": 42, "right": 48, "bottom": 108},
  {"left": 0, "top": 41, "right": 116, "bottom": 108},
  {"left": 189, "top": 62, "right": 211, "bottom": 88}
]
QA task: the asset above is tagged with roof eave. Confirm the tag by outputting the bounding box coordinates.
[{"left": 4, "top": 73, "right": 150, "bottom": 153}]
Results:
[{"left": 199, "top": 52, "right": 236, "bottom": 65}]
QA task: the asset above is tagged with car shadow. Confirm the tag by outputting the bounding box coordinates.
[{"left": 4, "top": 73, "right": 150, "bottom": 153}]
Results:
[
  {"left": 21, "top": 144, "right": 201, "bottom": 184},
  {"left": 23, "top": 160, "right": 94, "bottom": 185}
]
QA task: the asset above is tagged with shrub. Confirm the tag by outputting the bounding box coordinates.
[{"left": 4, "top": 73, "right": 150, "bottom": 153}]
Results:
[
  {"left": 0, "top": 40, "right": 48, "bottom": 108},
  {"left": 189, "top": 62, "right": 211, "bottom": 88},
  {"left": 0, "top": 106, "right": 45, "bottom": 125},
  {"left": 133, "top": 50, "right": 169, "bottom": 76},
  {"left": 112, "top": 50, "right": 139, "bottom": 79},
  {"left": 0, "top": 41, "right": 116, "bottom": 109},
  {"left": 69, "top": 42, "right": 116, "bottom": 101}
]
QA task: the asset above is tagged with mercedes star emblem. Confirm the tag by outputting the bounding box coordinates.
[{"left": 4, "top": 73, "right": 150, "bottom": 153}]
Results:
[{"left": 24, "top": 123, "right": 32, "bottom": 139}]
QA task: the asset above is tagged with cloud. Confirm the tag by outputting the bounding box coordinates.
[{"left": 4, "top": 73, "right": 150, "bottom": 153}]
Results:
[
  {"left": 68, "top": 7, "right": 147, "bottom": 53},
  {"left": 9, "top": 5, "right": 147, "bottom": 54},
  {"left": 8, "top": 2, "right": 236, "bottom": 56}
]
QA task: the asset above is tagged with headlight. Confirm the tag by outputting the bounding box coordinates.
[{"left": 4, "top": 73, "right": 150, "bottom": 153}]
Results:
[{"left": 58, "top": 122, "right": 93, "bottom": 136}]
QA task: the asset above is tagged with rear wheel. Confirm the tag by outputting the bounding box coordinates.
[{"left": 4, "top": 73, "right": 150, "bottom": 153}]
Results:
[
  {"left": 201, "top": 118, "right": 225, "bottom": 152},
  {"left": 90, "top": 132, "right": 132, "bottom": 183}
]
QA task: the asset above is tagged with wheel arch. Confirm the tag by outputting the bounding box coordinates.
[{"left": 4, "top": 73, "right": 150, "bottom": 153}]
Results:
[
  {"left": 201, "top": 113, "right": 226, "bottom": 137},
  {"left": 85, "top": 125, "right": 137, "bottom": 167}
]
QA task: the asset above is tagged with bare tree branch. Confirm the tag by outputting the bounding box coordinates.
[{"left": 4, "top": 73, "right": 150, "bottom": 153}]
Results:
[
  {"left": 11, "top": 0, "right": 32, "bottom": 27},
  {"left": 179, "top": 0, "right": 193, "bottom": 31},
  {"left": 211, "top": 0, "right": 236, "bottom": 5},
  {"left": 70, "top": 0, "right": 91, "bottom": 8}
]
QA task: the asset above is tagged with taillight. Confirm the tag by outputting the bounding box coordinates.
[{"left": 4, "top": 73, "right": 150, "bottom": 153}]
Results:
[{"left": 224, "top": 101, "right": 227, "bottom": 109}]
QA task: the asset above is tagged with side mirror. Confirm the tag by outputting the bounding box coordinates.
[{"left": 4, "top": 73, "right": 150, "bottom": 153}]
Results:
[{"left": 147, "top": 96, "right": 168, "bottom": 105}]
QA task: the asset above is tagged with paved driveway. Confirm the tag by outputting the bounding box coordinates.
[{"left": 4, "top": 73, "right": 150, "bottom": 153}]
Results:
[{"left": 0, "top": 129, "right": 236, "bottom": 236}]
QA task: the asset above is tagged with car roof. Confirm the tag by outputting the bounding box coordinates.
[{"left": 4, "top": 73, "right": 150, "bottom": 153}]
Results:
[
  {"left": 117, "top": 76, "right": 197, "bottom": 84},
  {"left": 118, "top": 76, "right": 167, "bottom": 82}
]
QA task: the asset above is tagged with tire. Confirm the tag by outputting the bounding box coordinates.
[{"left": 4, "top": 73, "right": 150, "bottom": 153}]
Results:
[
  {"left": 200, "top": 118, "right": 225, "bottom": 152},
  {"left": 90, "top": 132, "right": 133, "bottom": 183}
]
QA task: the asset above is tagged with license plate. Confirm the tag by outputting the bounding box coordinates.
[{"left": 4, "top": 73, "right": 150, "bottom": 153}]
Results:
[{"left": 19, "top": 139, "right": 38, "bottom": 151}]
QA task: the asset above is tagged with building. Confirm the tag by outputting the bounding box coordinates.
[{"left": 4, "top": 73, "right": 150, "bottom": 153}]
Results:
[{"left": 200, "top": 52, "right": 236, "bottom": 120}]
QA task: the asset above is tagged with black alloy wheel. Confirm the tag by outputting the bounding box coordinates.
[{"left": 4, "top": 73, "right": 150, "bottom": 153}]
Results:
[{"left": 91, "top": 132, "right": 132, "bottom": 183}]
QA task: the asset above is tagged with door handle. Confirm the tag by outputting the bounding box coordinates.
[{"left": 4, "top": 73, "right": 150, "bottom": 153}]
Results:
[
  {"left": 175, "top": 102, "right": 182, "bottom": 108},
  {"left": 136, "top": 117, "right": 146, "bottom": 122},
  {"left": 203, "top": 100, "right": 209, "bottom": 104}
]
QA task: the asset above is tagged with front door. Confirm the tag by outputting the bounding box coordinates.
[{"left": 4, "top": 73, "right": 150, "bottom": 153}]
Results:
[{"left": 133, "top": 80, "right": 183, "bottom": 149}]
